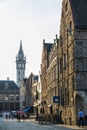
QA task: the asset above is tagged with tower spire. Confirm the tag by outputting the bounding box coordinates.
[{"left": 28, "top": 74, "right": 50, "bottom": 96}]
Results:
[
  {"left": 18, "top": 39, "right": 24, "bottom": 59},
  {"left": 16, "top": 40, "right": 26, "bottom": 88},
  {"left": 20, "top": 39, "right": 22, "bottom": 51}
]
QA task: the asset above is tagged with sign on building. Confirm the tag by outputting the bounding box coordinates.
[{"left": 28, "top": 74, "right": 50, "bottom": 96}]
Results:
[{"left": 53, "top": 96, "right": 60, "bottom": 104}]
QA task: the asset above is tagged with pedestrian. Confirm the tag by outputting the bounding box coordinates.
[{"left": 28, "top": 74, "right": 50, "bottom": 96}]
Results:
[
  {"left": 6, "top": 114, "right": 8, "bottom": 119},
  {"left": 16, "top": 114, "right": 19, "bottom": 122},
  {"left": 11, "top": 113, "right": 14, "bottom": 120},
  {"left": 9, "top": 114, "right": 11, "bottom": 120},
  {"left": 24, "top": 113, "right": 27, "bottom": 121},
  {"left": 22, "top": 113, "right": 25, "bottom": 121},
  {"left": 78, "top": 109, "right": 84, "bottom": 127}
]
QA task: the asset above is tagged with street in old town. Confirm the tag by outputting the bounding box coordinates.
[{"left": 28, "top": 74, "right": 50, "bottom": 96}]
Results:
[{"left": 0, "top": 117, "right": 87, "bottom": 130}]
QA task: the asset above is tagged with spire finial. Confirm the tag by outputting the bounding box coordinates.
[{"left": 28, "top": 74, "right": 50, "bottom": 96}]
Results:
[{"left": 20, "top": 39, "right": 22, "bottom": 50}]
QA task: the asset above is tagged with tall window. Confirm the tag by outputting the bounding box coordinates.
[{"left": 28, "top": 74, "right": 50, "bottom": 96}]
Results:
[
  {"left": 60, "top": 36, "right": 63, "bottom": 46},
  {"left": 0, "top": 95, "right": 2, "bottom": 100},
  {"left": 64, "top": 54, "right": 66, "bottom": 70},
  {"left": 65, "top": 2, "right": 68, "bottom": 12},
  {"left": 10, "top": 95, "right": 14, "bottom": 101},
  {"left": 5, "top": 95, "right": 9, "bottom": 101},
  {"left": 16, "top": 95, "right": 19, "bottom": 101},
  {"left": 60, "top": 58, "right": 63, "bottom": 73}
]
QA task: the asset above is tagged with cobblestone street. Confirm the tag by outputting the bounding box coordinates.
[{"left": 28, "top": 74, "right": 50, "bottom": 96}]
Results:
[{"left": 0, "top": 117, "right": 87, "bottom": 130}]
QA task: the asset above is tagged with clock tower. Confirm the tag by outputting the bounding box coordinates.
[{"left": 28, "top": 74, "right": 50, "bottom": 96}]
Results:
[{"left": 16, "top": 40, "right": 26, "bottom": 88}]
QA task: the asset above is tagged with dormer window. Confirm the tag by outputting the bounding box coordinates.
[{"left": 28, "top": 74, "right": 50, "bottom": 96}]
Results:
[
  {"left": 67, "top": 21, "right": 73, "bottom": 35},
  {"left": 5, "top": 83, "right": 9, "bottom": 89},
  {"left": 70, "top": 21, "right": 72, "bottom": 30},
  {"left": 60, "top": 36, "right": 63, "bottom": 46}
]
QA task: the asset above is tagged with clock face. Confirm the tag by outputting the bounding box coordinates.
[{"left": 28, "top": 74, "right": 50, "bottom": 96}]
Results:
[
  {"left": 18, "top": 64, "right": 21, "bottom": 68},
  {"left": 17, "top": 64, "right": 24, "bottom": 68},
  {"left": 22, "top": 64, "right": 24, "bottom": 68}
]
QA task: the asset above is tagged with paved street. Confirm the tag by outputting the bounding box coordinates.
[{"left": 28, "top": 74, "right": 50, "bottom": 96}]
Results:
[{"left": 0, "top": 117, "right": 87, "bottom": 130}]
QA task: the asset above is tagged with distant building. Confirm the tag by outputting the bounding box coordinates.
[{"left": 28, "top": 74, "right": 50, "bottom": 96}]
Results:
[
  {"left": 32, "top": 74, "right": 39, "bottom": 107},
  {"left": 16, "top": 40, "right": 26, "bottom": 88},
  {"left": 25, "top": 73, "right": 34, "bottom": 107},
  {"left": 0, "top": 79, "right": 20, "bottom": 112},
  {"left": 41, "top": 40, "right": 53, "bottom": 111},
  {"left": 20, "top": 78, "right": 27, "bottom": 110},
  {"left": 47, "top": 35, "right": 59, "bottom": 114},
  {"left": 25, "top": 73, "right": 38, "bottom": 107}
]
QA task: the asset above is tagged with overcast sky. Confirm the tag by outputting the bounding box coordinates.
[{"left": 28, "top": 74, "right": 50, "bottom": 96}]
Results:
[{"left": 0, "top": 0, "right": 62, "bottom": 82}]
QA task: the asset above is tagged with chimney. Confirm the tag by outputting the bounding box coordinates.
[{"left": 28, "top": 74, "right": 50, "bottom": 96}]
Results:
[
  {"left": 7, "top": 77, "right": 9, "bottom": 81},
  {"left": 43, "top": 39, "right": 45, "bottom": 44},
  {"left": 56, "top": 34, "right": 58, "bottom": 40}
]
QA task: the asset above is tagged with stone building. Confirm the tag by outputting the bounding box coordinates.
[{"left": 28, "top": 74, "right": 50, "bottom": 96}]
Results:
[
  {"left": 32, "top": 75, "right": 39, "bottom": 107},
  {"left": 41, "top": 40, "right": 53, "bottom": 113},
  {"left": 47, "top": 35, "right": 59, "bottom": 114},
  {"left": 24, "top": 73, "right": 38, "bottom": 107},
  {"left": 0, "top": 79, "right": 20, "bottom": 112},
  {"left": 20, "top": 78, "right": 27, "bottom": 110},
  {"left": 58, "top": 0, "right": 87, "bottom": 125},
  {"left": 25, "top": 73, "right": 34, "bottom": 107},
  {"left": 31, "top": 71, "right": 42, "bottom": 115}
]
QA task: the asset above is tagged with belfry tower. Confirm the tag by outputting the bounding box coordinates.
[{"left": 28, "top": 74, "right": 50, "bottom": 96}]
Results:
[{"left": 16, "top": 40, "right": 26, "bottom": 88}]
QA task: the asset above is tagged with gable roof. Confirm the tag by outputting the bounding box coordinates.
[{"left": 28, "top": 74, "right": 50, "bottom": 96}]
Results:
[
  {"left": 0, "top": 80, "right": 19, "bottom": 93},
  {"left": 70, "top": 0, "right": 87, "bottom": 29}
]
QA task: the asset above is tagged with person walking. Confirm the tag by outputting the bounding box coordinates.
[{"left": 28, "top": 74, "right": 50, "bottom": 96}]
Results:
[{"left": 78, "top": 109, "right": 84, "bottom": 127}]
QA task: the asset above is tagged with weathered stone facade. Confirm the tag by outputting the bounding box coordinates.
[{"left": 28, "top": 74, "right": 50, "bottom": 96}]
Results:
[
  {"left": 47, "top": 36, "right": 59, "bottom": 114},
  {"left": 40, "top": 0, "right": 87, "bottom": 125},
  {"left": 41, "top": 40, "right": 53, "bottom": 113},
  {"left": 25, "top": 73, "right": 34, "bottom": 107},
  {"left": 59, "top": 0, "right": 87, "bottom": 125}
]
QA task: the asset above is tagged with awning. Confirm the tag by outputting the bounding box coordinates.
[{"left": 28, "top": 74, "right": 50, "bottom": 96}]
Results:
[
  {"left": 22, "top": 107, "right": 31, "bottom": 112},
  {"left": 17, "top": 110, "right": 24, "bottom": 115}
]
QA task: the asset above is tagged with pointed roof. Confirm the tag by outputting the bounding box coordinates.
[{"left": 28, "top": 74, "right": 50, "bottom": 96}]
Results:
[
  {"left": 70, "top": 0, "right": 87, "bottom": 29},
  {"left": 18, "top": 40, "right": 24, "bottom": 57}
]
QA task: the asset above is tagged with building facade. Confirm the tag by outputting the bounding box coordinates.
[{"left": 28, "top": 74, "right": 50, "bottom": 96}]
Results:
[
  {"left": 0, "top": 79, "right": 20, "bottom": 113},
  {"left": 58, "top": 0, "right": 87, "bottom": 125},
  {"left": 47, "top": 35, "right": 59, "bottom": 114},
  {"left": 20, "top": 78, "right": 27, "bottom": 110},
  {"left": 16, "top": 40, "right": 26, "bottom": 88},
  {"left": 40, "top": 0, "right": 87, "bottom": 125},
  {"left": 25, "top": 73, "right": 34, "bottom": 107},
  {"left": 41, "top": 40, "right": 53, "bottom": 112}
]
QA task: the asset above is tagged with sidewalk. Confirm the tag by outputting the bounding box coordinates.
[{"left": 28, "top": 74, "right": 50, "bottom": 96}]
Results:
[
  {"left": 28, "top": 118, "right": 87, "bottom": 130},
  {"left": 54, "top": 124, "right": 87, "bottom": 130}
]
